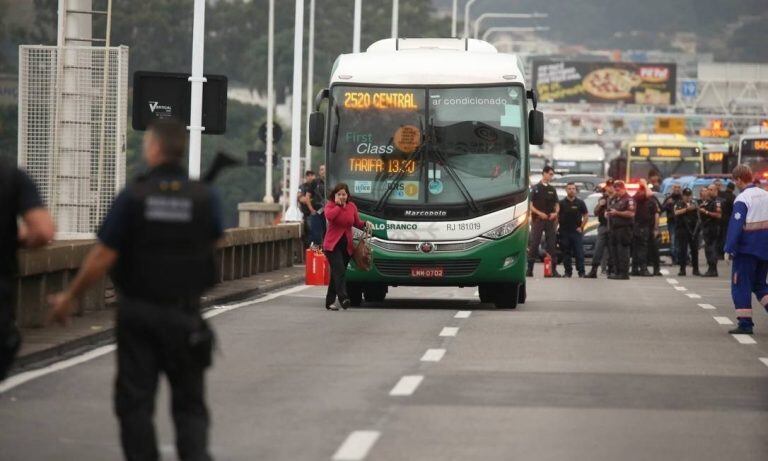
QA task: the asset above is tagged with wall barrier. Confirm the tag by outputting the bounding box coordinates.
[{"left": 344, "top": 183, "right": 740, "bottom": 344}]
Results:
[{"left": 14, "top": 224, "right": 303, "bottom": 328}]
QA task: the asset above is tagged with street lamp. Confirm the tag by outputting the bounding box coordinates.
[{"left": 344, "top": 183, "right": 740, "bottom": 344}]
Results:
[
  {"left": 482, "top": 26, "right": 550, "bottom": 42},
  {"left": 473, "top": 12, "right": 548, "bottom": 40},
  {"left": 284, "top": 0, "right": 305, "bottom": 222},
  {"left": 391, "top": 0, "right": 399, "bottom": 39},
  {"left": 264, "top": 0, "right": 275, "bottom": 203},
  {"left": 304, "top": 0, "right": 316, "bottom": 173},
  {"left": 188, "top": 0, "right": 207, "bottom": 179},
  {"left": 462, "top": 0, "right": 477, "bottom": 38},
  {"left": 353, "top": 0, "right": 362, "bottom": 52}
]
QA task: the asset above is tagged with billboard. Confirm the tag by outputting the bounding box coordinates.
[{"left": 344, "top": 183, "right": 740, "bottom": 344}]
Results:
[{"left": 533, "top": 61, "right": 677, "bottom": 105}]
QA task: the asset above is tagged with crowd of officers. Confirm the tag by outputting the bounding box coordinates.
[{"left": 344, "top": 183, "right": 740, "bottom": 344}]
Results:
[{"left": 527, "top": 166, "right": 736, "bottom": 280}]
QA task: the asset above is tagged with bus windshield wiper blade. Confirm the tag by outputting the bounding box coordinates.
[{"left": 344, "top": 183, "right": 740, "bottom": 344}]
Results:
[
  {"left": 373, "top": 143, "right": 426, "bottom": 212},
  {"left": 431, "top": 146, "right": 479, "bottom": 213}
]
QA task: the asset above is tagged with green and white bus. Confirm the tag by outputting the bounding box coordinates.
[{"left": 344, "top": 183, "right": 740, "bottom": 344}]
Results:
[{"left": 309, "top": 38, "right": 544, "bottom": 309}]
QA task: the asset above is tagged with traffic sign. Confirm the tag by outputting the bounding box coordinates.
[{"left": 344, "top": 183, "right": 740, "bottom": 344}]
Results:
[
  {"left": 681, "top": 79, "right": 697, "bottom": 99},
  {"left": 259, "top": 122, "right": 283, "bottom": 144}
]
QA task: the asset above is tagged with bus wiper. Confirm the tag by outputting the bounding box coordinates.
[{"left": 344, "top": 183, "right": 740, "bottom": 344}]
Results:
[
  {"left": 330, "top": 104, "right": 341, "bottom": 153},
  {"left": 669, "top": 157, "right": 687, "bottom": 176},
  {"left": 431, "top": 145, "right": 479, "bottom": 213}
]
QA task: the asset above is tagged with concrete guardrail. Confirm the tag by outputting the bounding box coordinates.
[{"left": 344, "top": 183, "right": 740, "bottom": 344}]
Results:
[{"left": 14, "top": 224, "right": 303, "bottom": 328}]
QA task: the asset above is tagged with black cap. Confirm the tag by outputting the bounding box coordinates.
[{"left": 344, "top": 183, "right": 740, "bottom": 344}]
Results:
[{"left": 682, "top": 187, "right": 693, "bottom": 195}]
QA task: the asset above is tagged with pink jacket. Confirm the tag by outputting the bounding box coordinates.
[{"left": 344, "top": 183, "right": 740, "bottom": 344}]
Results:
[{"left": 323, "top": 201, "right": 365, "bottom": 255}]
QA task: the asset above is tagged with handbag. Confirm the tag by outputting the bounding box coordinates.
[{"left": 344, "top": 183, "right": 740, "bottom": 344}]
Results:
[{"left": 352, "top": 226, "right": 373, "bottom": 272}]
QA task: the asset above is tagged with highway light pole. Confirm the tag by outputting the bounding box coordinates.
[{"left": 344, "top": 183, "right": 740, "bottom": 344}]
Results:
[
  {"left": 264, "top": 0, "right": 275, "bottom": 203},
  {"left": 391, "top": 0, "right": 399, "bottom": 39},
  {"left": 451, "top": 0, "right": 458, "bottom": 37},
  {"left": 473, "top": 12, "right": 548, "bottom": 40},
  {"left": 462, "top": 0, "right": 477, "bottom": 38},
  {"left": 353, "top": 0, "right": 361, "bottom": 52},
  {"left": 304, "top": 0, "right": 315, "bottom": 172},
  {"left": 284, "top": 0, "right": 304, "bottom": 222},
  {"left": 188, "top": 0, "right": 207, "bottom": 179}
]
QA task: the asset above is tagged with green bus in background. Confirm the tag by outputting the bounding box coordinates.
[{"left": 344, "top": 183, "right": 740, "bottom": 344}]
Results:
[{"left": 308, "top": 38, "right": 544, "bottom": 309}]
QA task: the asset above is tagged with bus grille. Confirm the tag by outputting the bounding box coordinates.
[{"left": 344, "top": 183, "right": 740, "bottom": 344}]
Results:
[{"left": 374, "top": 259, "right": 481, "bottom": 277}]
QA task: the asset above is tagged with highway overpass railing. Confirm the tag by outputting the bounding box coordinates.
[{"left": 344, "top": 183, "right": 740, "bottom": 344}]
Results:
[{"left": 13, "top": 224, "right": 303, "bottom": 328}]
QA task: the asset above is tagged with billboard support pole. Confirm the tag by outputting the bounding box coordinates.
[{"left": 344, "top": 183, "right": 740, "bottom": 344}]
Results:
[{"left": 188, "top": 0, "right": 206, "bottom": 179}]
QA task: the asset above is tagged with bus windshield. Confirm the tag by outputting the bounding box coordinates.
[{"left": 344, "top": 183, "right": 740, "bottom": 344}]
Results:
[
  {"left": 328, "top": 85, "right": 526, "bottom": 208},
  {"left": 740, "top": 138, "right": 768, "bottom": 174}
]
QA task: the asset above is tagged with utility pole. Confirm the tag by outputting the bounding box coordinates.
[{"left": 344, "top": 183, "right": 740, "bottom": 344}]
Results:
[
  {"left": 305, "top": 0, "right": 315, "bottom": 172},
  {"left": 353, "top": 0, "right": 361, "bottom": 53},
  {"left": 188, "top": 0, "right": 206, "bottom": 179},
  {"left": 284, "top": 0, "right": 304, "bottom": 222},
  {"left": 264, "top": 0, "right": 275, "bottom": 203},
  {"left": 451, "top": 0, "right": 458, "bottom": 37},
  {"left": 391, "top": 0, "right": 399, "bottom": 39},
  {"left": 463, "top": 0, "right": 477, "bottom": 38}
]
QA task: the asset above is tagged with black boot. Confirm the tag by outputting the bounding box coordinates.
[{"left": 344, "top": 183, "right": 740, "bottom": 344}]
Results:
[
  {"left": 584, "top": 267, "right": 598, "bottom": 279},
  {"left": 678, "top": 267, "right": 686, "bottom": 276},
  {"left": 526, "top": 265, "right": 534, "bottom": 277},
  {"left": 692, "top": 267, "right": 701, "bottom": 276}
]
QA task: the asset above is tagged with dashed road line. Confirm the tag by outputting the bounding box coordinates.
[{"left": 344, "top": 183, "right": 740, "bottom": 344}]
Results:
[
  {"left": 666, "top": 278, "right": 679, "bottom": 284},
  {"left": 420, "top": 349, "right": 446, "bottom": 362},
  {"left": 454, "top": 311, "right": 472, "bottom": 319},
  {"left": 713, "top": 316, "right": 734, "bottom": 325},
  {"left": 674, "top": 286, "right": 687, "bottom": 291},
  {"left": 759, "top": 358, "right": 768, "bottom": 368},
  {"left": 732, "top": 334, "right": 757, "bottom": 345},
  {"left": 389, "top": 375, "right": 424, "bottom": 396},
  {"left": 698, "top": 303, "right": 717, "bottom": 310},
  {"left": 685, "top": 293, "right": 702, "bottom": 299},
  {"left": 332, "top": 431, "right": 381, "bottom": 461},
  {"left": 439, "top": 327, "right": 459, "bottom": 337}
]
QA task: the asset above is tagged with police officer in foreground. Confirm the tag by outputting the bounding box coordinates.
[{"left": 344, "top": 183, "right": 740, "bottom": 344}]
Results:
[
  {"left": 557, "top": 182, "right": 589, "bottom": 277},
  {"left": 725, "top": 165, "right": 768, "bottom": 335},
  {"left": 49, "top": 119, "right": 223, "bottom": 461},
  {"left": 527, "top": 166, "right": 561, "bottom": 277},
  {"left": 698, "top": 184, "right": 722, "bottom": 277},
  {"left": 0, "top": 162, "right": 55, "bottom": 381},
  {"left": 585, "top": 180, "right": 614, "bottom": 278},
  {"left": 673, "top": 188, "right": 700, "bottom": 276},
  {"left": 606, "top": 180, "right": 635, "bottom": 280}
]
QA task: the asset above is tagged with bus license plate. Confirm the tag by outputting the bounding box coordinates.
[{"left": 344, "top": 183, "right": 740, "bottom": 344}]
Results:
[{"left": 411, "top": 267, "right": 444, "bottom": 278}]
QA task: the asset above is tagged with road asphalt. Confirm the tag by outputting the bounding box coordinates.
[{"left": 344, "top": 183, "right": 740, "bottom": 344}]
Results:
[{"left": 1, "top": 261, "right": 766, "bottom": 460}]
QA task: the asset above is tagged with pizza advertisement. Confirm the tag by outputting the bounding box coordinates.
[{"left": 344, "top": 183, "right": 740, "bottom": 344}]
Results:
[{"left": 532, "top": 61, "right": 677, "bottom": 105}]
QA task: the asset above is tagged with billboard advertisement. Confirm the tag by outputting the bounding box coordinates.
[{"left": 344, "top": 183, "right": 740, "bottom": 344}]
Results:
[{"left": 533, "top": 61, "right": 677, "bottom": 105}]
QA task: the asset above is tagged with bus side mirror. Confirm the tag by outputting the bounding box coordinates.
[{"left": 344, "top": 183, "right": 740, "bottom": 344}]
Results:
[
  {"left": 308, "top": 112, "right": 325, "bottom": 147},
  {"left": 529, "top": 110, "right": 544, "bottom": 145}
]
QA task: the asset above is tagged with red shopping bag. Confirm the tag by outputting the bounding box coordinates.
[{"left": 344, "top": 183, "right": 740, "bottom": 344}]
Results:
[{"left": 305, "top": 248, "right": 330, "bottom": 286}]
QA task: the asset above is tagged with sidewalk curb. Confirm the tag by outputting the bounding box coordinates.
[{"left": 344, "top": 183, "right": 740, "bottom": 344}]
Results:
[{"left": 12, "top": 273, "right": 306, "bottom": 374}]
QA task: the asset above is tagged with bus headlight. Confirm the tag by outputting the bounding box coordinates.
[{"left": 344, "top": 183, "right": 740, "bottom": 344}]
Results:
[{"left": 481, "top": 214, "right": 527, "bottom": 240}]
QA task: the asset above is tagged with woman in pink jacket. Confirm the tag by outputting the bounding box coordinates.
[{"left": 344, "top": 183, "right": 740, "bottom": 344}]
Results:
[{"left": 323, "top": 183, "right": 370, "bottom": 310}]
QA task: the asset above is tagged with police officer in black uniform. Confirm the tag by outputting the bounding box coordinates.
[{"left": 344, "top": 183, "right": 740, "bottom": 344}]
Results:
[
  {"left": 0, "top": 162, "right": 54, "bottom": 381},
  {"left": 662, "top": 184, "right": 683, "bottom": 265},
  {"left": 50, "top": 119, "right": 223, "bottom": 461},
  {"left": 586, "top": 180, "right": 614, "bottom": 278},
  {"left": 673, "top": 187, "right": 700, "bottom": 276},
  {"left": 527, "top": 166, "right": 561, "bottom": 277},
  {"left": 698, "top": 184, "right": 722, "bottom": 276},
  {"left": 557, "top": 182, "right": 589, "bottom": 277},
  {"left": 631, "top": 183, "right": 652, "bottom": 276},
  {"left": 606, "top": 180, "right": 635, "bottom": 280}
]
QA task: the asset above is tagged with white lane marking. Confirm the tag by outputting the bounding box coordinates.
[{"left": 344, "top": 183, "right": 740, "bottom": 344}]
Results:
[
  {"left": 439, "top": 327, "right": 459, "bottom": 337},
  {"left": 666, "top": 278, "right": 679, "bottom": 284},
  {"left": 454, "top": 311, "right": 472, "bottom": 319},
  {"left": 685, "top": 293, "right": 702, "bottom": 299},
  {"left": 674, "top": 286, "right": 687, "bottom": 291},
  {"left": 660, "top": 269, "right": 670, "bottom": 275},
  {"left": 713, "top": 316, "right": 734, "bottom": 325},
  {"left": 389, "top": 375, "right": 424, "bottom": 396},
  {"left": 732, "top": 334, "right": 757, "bottom": 345},
  {"left": 0, "top": 344, "right": 116, "bottom": 394},
  {"left": 421, "top": 349, "right": 446, "bottom": 362},
  {"left": 332, "top": 431, "right": 381, "bottom": 461},
  {"left": 0, "top": 284, "right": 310, "bottom": 395},
  {"left": 759, "top": 358, "right": 768, "bottom": 368},
  {"left": 473, "top": 290, "right": 479, "bottom": 296},
  {"left": 698, "top": 303, "right": 717, "bottom": 310}
]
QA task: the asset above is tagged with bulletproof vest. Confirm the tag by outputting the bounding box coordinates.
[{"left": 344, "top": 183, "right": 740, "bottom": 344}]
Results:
[
  {"left": 609, "top": 194, "right": 634, "bottom": 228},
  {"left": 112, "top": 174, "right": 216, "bottom": 302},
  {"left": 674, "top": 199, "right": 698, "bottom": 233}
]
